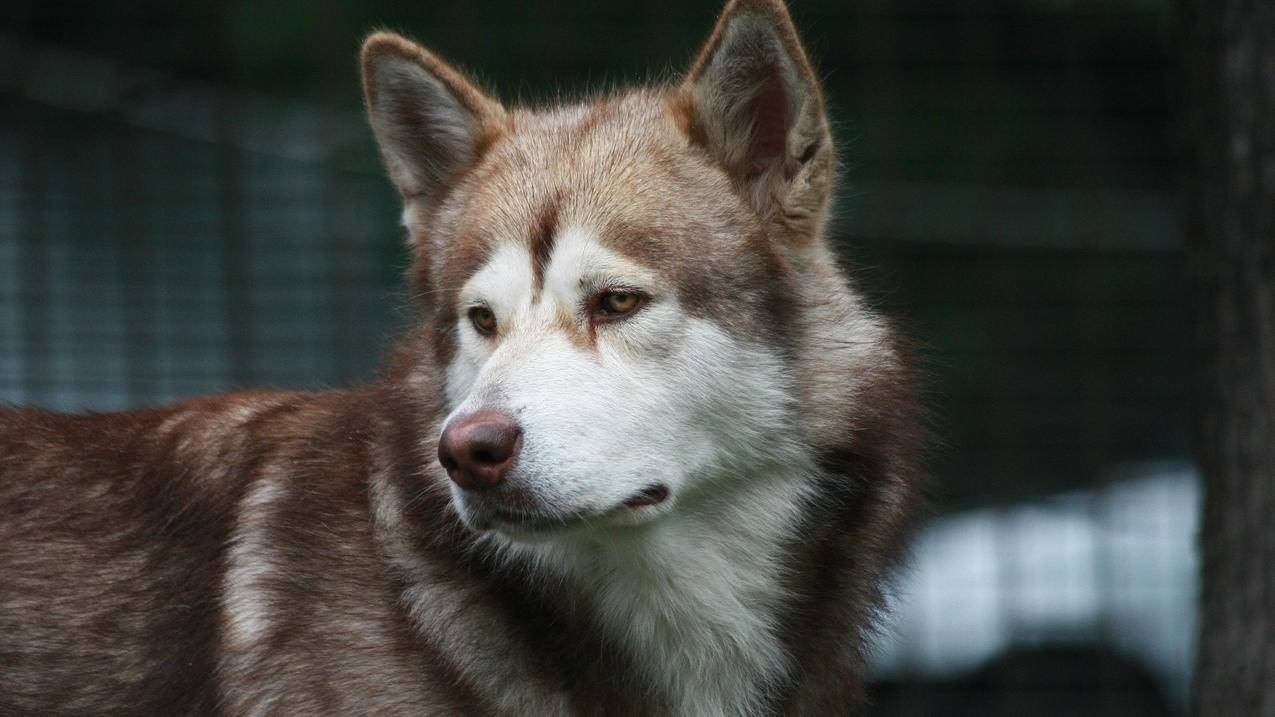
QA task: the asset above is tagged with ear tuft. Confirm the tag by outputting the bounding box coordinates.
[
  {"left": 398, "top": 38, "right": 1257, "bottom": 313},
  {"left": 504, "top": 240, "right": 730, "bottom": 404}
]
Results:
[
  {"left": 361, "top": 32, "right": 505, "bottom": 202},
  {"left": 681, "top": 0, "right": 831, "bottom": 221}
]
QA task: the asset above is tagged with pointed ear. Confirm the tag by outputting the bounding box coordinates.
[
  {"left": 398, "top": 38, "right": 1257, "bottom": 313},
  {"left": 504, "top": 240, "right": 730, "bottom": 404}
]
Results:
[
  {"left": 680, "top": 0, "right": 832, "bottom": 225},
  {"left": 361, "top": 32, "right": 505, "bottom": 203}
]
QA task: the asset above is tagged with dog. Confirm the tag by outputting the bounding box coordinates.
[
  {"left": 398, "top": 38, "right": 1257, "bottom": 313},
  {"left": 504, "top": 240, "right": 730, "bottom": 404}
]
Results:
[{"left": 0, "top": 1, "right": 922, "bottom": 714}]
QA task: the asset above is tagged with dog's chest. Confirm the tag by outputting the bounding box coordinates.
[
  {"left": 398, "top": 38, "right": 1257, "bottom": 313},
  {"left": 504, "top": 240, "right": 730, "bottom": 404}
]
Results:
[
  {"left": 559, "top": 492, "right": 805, "bottom": 715},
  {"left": 601, "top": 556, "right": 789, "bottom": 714}
]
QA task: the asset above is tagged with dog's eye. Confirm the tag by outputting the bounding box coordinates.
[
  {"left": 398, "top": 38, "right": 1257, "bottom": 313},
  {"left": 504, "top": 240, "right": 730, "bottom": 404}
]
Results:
[
  {"left": 602, "top": 292, "right": 639, "bottom": 314},
  {"left": 468, "top": 306, "right": 497, "bottom": 335},
  {"left": 594, "top": 290, "right": 646, "bottom": 323}
]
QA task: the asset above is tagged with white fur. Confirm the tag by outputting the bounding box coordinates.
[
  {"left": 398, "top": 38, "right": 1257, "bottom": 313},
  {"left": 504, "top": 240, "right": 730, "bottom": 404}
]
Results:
[
  {"left": 441, "top": 226, "right": 817, "bottom": 713},
  {"left": 222, "top": 474, "right": 285, "bottom": 651},
  {"left": 219, "top": 473, "right": 288, "bottom": 716},
  {"left": 568, "top": 474, "right": 809, "bottom": 716}
]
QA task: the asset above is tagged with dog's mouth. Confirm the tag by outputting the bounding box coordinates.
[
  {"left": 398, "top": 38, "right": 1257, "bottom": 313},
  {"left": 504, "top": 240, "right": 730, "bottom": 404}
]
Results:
[
  {"left": 468, "top": 484, "right": 672, "bottom": 536},
  {"left": 621, "top": 484, "right": 669, "bottom": 509}
]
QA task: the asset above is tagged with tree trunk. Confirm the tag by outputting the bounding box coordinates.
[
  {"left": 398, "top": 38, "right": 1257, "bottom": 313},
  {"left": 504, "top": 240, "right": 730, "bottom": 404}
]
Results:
[{"left": 1188, "top": 1, "right": 1275, "bottom": 714}]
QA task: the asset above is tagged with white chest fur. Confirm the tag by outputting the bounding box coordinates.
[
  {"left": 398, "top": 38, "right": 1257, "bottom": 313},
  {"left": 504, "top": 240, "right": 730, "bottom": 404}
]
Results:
[{"left": 539, "top": 475, "right": 810, "bottom": 716}]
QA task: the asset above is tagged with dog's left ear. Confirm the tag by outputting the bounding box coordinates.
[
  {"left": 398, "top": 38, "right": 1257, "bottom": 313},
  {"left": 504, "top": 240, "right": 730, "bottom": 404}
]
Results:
[{"left": 680, "top": 0, "right": 832, "bottom": 230}]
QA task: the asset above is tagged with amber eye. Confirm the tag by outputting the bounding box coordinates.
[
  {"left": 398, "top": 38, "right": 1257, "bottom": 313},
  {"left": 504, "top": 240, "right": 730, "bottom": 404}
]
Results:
[
  {"left": 468, "top": 306, "right": 497, "bottom": 335},
  {"left": 596, "top": 290, "right": 644, "bottom": 320}
]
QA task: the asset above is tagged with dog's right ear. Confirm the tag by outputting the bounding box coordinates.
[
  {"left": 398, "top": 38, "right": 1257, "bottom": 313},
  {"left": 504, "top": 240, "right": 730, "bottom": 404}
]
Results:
[{"left": 361, "top": 32, "right": 505, "bottom": 203}]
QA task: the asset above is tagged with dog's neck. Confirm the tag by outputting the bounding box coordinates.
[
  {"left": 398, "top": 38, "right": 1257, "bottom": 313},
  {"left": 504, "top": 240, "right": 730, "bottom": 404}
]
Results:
[{"left": 506, "top": 469, "right": 812, "bottom": 715}]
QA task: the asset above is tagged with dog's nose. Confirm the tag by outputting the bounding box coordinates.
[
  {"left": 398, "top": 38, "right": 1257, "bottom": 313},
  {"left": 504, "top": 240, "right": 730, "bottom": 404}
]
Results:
[{"left": 437, "top": 411, "right": 522, "bottom": 491}]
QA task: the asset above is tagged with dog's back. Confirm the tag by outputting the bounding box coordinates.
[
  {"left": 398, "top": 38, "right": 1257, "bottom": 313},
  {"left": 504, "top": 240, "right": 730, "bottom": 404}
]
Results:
[{"left": 0, "top": 401, "right": 243, "bottom": 713}]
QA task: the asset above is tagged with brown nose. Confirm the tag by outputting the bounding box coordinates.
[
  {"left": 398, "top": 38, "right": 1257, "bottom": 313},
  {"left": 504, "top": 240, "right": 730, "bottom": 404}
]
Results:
[{"left": 437, "top": 411, "right": 522, "bottom": 491}]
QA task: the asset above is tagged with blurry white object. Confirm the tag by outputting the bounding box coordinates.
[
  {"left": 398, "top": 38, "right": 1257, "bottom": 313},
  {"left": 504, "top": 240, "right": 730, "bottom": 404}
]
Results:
[{"left": 870, "top": 461, "right": 1199, "bottom": 712}]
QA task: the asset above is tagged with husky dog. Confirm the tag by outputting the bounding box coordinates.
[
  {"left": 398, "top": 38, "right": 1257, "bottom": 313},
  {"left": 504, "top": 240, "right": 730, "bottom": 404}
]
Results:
[{"left": 0, "top": 1, "right": 921, "bottom": 714}]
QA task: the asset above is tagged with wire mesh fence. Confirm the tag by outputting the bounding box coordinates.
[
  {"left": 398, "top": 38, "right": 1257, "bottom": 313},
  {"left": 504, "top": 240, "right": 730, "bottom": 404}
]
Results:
[{"left": 0, "top": 47, "right": 404, "bottom": 410}]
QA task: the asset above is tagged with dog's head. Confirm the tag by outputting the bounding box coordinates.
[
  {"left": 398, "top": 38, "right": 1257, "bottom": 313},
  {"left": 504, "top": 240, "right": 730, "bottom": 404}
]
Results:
[{"left": 362, "top": 1, "right": 858, "bottom": 539}]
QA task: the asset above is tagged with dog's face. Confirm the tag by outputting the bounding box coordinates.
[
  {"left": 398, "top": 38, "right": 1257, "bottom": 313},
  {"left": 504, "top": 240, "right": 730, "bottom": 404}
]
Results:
[
  {"left": 426, "top": 105, "right": 801, "bottom": 536},
  {"left": 362, "top": 0, "right": 834, "bottom": 538}
]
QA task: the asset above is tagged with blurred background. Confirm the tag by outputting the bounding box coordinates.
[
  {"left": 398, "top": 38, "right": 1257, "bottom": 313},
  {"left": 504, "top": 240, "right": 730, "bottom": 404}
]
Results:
[{"left": 0, "top": 1, "right": 1191, "bottom": 714}]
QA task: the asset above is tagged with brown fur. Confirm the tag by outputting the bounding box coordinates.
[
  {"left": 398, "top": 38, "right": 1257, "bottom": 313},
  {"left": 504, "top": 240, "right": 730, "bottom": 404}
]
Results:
[{"left": 0, "top": 1, "right": 922, "bottom": 714}]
